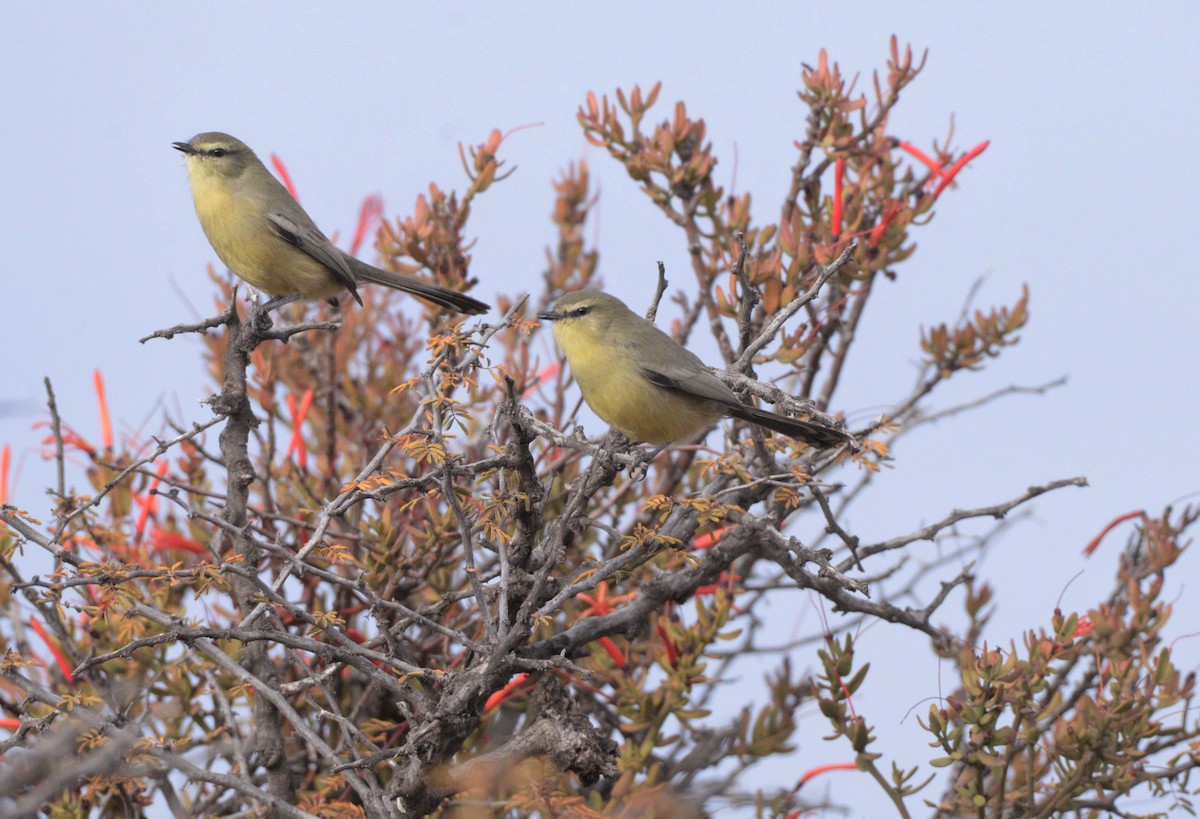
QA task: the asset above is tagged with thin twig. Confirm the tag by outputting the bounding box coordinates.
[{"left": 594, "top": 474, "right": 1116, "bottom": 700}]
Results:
[
  {"left": 733, "top": 240, "right": 858, "bottom": 372},
  {"left": 731, "top": 232, "right": 759, "bottom": 357},
  {"left": 43, "top": 377, "right": 65, "bottom": 508},
  {"left": 811, "top": 485, "right": 863, "bottom": 571},
  {"left": 646, "top": 262, "right": 669, "bottom": 321},
  {"left": 858, "top": 476, "right": 1089, "bottom": 561}
]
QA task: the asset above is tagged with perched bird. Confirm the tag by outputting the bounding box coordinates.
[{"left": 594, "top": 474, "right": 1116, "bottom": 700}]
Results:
[
  {"left": 173, "top": 132, "right": 488, "bottom": 315},
  {"left": 539, "top": 290, "right": 852, "bottom": 448}
]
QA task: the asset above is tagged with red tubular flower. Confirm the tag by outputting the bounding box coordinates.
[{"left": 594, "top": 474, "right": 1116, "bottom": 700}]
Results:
[
  {"left": 1084, "top": 510, "right": 1146, "bottom": 555},
  {"left": 798, "top": 761, "right": 858, "bottom": 786},
  {"left": 575, "top": 586, "right": 635, "bottom": 670},
  {"left": 0, "top": 444, "right": 9, "bottom": 505},
  {"left": 483, "top": 672, "right": 530, "bottom": 714},
  {"left": 503, "top": 122, "right": 544, "bottom": 141},
  {"left": 831, "top": 156, "right": 845, "bottom": 238},
  {"left": 655, "top": 624, "right": 678, "bottom": 668},
  {"left": 1070, "top": 615, "right": 1094, "bottom": 639},
  {"left": 55, "top": 428, "right": 96, "bottom": 457},
  {"left": 93, "top": 370, "right": 112, "bottom": 451},
  {"left": 692, "top": 526, "right": 731, "bottom": 550},
  {"left": 932, "top": 140, "right": 990, "bottom": 198},
  {"left": 146, "top": 527, "right": 206, "bottom": 556},
  {"left": 868, "top": 200, "right": 903, "bottom": 248},
  {"left": 348, "top": 194, "right": 384, "bottom": 258},
  {"left": 134, "top": 460, "right": 169, "bottom": 542},
  {"left": 896, "top": 140, "right": 945, "bottom": 177},
  {"left": 577, "top": 582, "right": 636, "bottom": 618},
  {"left": 696, "top": 572, "right": 742, "bottom": 596},
  {"left": 271, "top": 154, "right": 299, "bottom": 200},
  {"left": 29, "top": 616, "right": 74, "bottom": 682},
  {"left": 286, "top": 389, "right": 315, "bottom": 469},
  {"left": 523, "top": 361, "right": 562, "bottom": 398},
  {"left": 598, "top": 636, "right": 627, "bottom": 669}
]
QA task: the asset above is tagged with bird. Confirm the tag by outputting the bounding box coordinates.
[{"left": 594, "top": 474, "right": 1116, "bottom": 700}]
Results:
[
  {"left": 538, "top": 290, "right": 853, "bottom": 448},
  {"left": 173, "top": 132, "right": 488, "bottom": 315}
]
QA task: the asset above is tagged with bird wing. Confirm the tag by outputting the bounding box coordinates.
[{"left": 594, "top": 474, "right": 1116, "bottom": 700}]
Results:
[
  {"left": 640, "top": 362, "right": 740, "bottom": 406},
  {"left": 630, "top": 319, "right": 741, "bottom": 406},
  {"left": 266, "top": 211, "right": 362, "bottom": 304},
  {"left": 644, "top": 363, "right": 853, "bottom": 449}
]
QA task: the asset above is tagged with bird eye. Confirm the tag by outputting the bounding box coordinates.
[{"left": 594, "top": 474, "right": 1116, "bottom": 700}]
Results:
[
  {"left": 573, "top": 306, "right": 590, "bottom": 317},
  {"left": 210, "top": 148, "right": 227, "bottom": 158}
]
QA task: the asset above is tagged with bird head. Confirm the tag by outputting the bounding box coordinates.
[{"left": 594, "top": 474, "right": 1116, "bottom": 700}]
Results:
[
  {"left": 172, "top": 132, "right": 257, "bottom": 181},
  {"left": 538, "top": 290, "right": 633, "bottom": 340}
]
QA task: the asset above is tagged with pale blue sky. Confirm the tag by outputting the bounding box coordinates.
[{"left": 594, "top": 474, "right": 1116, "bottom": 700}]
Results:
[{"left": 2, "top": 3, "right": 1198, "bottom": 814}]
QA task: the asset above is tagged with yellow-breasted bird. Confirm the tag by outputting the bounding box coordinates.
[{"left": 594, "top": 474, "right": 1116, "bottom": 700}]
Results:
[
  {"left": 173, "top": 132, "right": 488, "bottom": 315},
  {"left": 539, "top": 290, "right": 852, "bottom": 448}
]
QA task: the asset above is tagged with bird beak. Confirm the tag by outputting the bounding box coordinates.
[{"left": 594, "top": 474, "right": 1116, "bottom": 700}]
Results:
[
  {"left": 537, "top": 310, "right": 561, "bottom": 322},
  {"left": 172, "top": 141, "right": 196, "bottom": 154}
]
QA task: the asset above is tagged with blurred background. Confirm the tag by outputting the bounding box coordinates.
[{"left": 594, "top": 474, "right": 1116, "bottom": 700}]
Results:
[{"left": 2, "top": 3, "right": 1197, "bottom": 814}]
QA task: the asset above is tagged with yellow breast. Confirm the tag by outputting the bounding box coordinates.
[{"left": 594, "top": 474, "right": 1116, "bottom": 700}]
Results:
[
  {"left": 554, "top": 323, "right": 721, "bottom": 444},
  {"left": 185, "top": 165, "right": 330, "bottom": 298}
]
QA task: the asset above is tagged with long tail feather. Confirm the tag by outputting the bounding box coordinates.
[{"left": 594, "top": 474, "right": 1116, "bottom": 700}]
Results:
[
  {"left": 724, "top": 403, "right": 853, "bottom": 449},
  {"left": 345, "top": 256, "right": 489, "bottom": 315}
]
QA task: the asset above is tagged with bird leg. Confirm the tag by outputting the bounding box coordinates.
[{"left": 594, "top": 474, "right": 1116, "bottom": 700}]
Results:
[
  {"left": 258, "top": 293, "right": 302, "bottom": 312},
  {"left": 249, "top": 293, "right": 301, "bottom": 333}
]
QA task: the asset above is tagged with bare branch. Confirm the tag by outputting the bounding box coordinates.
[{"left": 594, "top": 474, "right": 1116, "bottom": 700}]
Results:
[
  {"left": 859, "top": 476, "right": 1088, "bottom": 561},
  {"left": 645, "top": 261, "right": 669, "bottom": 321},
  {"left": 733, "top": 240, "right": 858, "bottom": 372}
]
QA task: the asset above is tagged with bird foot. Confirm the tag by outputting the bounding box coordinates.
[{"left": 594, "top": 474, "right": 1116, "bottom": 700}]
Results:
[
  {"left": 248, "top": 301, "right": 276, "bottom": 334},
  {"left": 248, "top": 294, "right": 302, "bottom": 334},
  {"left": 627, "top": 442, "right": 668, "bottom": 482}
]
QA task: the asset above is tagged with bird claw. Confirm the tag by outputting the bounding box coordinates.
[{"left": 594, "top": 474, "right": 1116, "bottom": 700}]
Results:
[
  {"left": 628, "top": 457, "right": 650, "bottom": 482},
  {"left": 627, "top": 443, "right": 668, "bottom": 482}
]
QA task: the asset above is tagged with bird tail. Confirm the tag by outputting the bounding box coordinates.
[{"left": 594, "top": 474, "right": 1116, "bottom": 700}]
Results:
[
  {"left": 724, "top": 403, "right": 854, "bottom": 450},
  {"left": 345, "top": 256, "right": 489, "bottom": 315}
]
